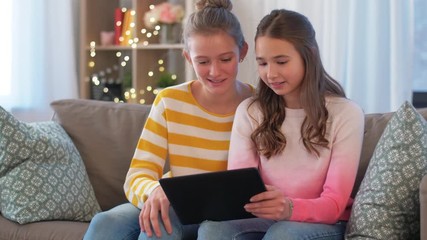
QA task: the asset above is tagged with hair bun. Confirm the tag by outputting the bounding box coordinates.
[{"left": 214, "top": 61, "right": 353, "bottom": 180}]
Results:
[{"left": 195, "top": 0, "right": 233, "bottom": 11}]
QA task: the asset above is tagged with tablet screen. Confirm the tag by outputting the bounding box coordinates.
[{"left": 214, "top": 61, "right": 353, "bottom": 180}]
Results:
[{"left": 159, "top": 167, "right": 266, "bottom": 225}]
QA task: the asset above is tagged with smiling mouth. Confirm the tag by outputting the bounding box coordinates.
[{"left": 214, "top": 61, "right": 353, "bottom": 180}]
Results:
[
  {"left": 269, "top": 81, "right": 285, "bottom": 87},
  {"left": 208, "top": 79, "right": 226, "bottom": 83}
]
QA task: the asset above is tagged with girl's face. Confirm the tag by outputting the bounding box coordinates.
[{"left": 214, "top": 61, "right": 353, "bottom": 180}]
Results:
[
  {"left": 184, "top": 31, "right": 245, "bottom": 95},
  {"left": 255, "top": 36, "right": 305, "bottom": 108}
]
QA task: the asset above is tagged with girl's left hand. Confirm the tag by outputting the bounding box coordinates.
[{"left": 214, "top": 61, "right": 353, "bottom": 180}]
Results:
[{"left": 244, "top": 184, "right": 291, "bottom": 221}]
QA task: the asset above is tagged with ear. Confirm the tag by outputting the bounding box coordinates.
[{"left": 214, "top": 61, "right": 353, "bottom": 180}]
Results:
[
  {"left": 239, "top": 41, "right": 249, "bottom": 61},
  {"left": 182, "top": 50, "right": 193, "bottom": 65}
]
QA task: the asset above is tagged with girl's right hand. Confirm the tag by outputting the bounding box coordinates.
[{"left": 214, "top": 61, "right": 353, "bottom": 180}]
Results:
[
  {"left": 244, "top": 184, "right": 292, "bottom": 221},
  {"left": 139, "top": 186, "right": 172, "bottom": 238}
]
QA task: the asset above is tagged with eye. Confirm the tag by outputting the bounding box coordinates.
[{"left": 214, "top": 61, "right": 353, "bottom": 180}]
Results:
[
  {"left": 277, "top": 60, "right": 288, "bottom": 65},
  {"left": 221, "top": 58, "right": 232, "bottom": 62},
  {"left": 257, "top": 61, "right": 267, "bottom": 67},
  {"left": 196, "top": 60, "right": 209, "bottom": 65}
]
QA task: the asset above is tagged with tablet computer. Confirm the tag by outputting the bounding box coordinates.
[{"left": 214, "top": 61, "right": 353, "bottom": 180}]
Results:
[{"left": 159, "top": 167, "right": 266, "bottom": 225}]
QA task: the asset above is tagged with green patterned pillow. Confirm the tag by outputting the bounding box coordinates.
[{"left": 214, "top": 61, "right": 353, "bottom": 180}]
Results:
[
  {"left": 346, "top": 101, "right": 427, "bottom": 239},
  {"left": 0, "top": 106, "right": 101, "bottom": 224}
]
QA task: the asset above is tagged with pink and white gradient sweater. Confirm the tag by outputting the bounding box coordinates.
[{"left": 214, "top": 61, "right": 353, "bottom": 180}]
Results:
[{"left": 228, "top": 96, "right": 364, "bottom": 224}]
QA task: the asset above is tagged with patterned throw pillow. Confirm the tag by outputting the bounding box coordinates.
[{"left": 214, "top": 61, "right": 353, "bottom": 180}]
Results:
[
  {"left": 346, "top": 101, "right": 427, "bottom": 239},
  {"left": 0, "top": 107, "right": 101, "bottom": 224}
]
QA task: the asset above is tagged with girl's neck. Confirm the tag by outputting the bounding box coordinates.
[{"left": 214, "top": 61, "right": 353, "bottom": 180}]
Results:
[
  {"left": 283, "top": 92, "right": 302, "bottom": 109},
  {"left": 192, "top": 81, "right": 249, "bottom": 115}
]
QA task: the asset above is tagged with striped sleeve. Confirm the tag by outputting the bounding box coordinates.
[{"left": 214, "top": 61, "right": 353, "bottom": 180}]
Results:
[{"left": 123, "top": 94, "right": 169, "bottom": 208}]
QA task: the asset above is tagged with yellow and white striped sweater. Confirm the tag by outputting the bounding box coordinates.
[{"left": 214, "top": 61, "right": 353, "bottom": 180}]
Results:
[{"left": 124, "top": 81, "right": 240, "bottom": 208}]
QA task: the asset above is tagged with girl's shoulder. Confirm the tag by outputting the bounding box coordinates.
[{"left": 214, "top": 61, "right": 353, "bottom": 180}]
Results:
[
  {"left": 158, "top": 81, "right": 192, "bottom": 95},
  {"left": 238, "top": 96, "right": 258, "bottom": 109},
  {"left": 325, "top": 96, "right": 364, "bottom": 118},
  {"left": 154, "top": 81, "right": 194, "bottom": 104},
  {"left": 235, "top": 97, "right": 263, "bottom": 119}
]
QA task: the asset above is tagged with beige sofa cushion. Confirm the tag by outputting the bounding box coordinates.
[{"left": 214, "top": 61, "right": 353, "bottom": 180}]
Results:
[
  {"left": 50, "top": 99, "right": 151, "bottom": 211},
  {"left": 0, "top": 214, "right": 88, "bottom": 240}
]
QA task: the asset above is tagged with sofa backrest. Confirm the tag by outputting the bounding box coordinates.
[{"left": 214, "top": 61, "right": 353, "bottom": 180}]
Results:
[
  {"left": 352, "top": 107, "right": 427, "bottom": 197},
  {"left": 50, "top": 99, "right": 427, "bottom": 208},
  {"left": 51, "top": 99, "right": 151, "bottom": 211}
]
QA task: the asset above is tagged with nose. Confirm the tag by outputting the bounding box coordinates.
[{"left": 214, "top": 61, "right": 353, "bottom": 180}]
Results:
[
  {"left": 209, "top": 61, "right": 220, "bottom": 77},
  {"left": 267, "top": 64, "right": 278, "bottom": 79}
]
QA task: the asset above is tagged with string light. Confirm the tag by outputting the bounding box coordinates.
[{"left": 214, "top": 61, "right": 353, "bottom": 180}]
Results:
[
  {"left": 89, "top": 41, "right": 96, "bottom": 68},
  {"left": 88, "top": 44, "right": 180, "bottom": 101},
  {"left": 87, "top": 5, "right": 183, "bottom": 104},
  {"left": 92, "top": 76, "right": 100, "bottom": 85}
]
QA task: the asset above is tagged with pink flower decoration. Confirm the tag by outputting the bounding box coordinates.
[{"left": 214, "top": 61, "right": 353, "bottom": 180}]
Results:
[{"left": 144, "top": 2, "right": 185, "bottom": 29}]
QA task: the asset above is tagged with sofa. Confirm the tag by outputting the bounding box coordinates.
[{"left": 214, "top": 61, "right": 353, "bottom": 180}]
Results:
[{"left": 0, "top": 98, "right": 426, "bottom": 240}]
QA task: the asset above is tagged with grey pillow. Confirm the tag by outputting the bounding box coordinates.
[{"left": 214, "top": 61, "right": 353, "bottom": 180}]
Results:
[
  {"left": 0, "top": 106, "right": 101, "bottom": 224},
  {"left": 50, "top": 99, "right": 151, "bottom": 210},
  {"left": 346, "top": 101, "right": 427, "bottom": 239}
]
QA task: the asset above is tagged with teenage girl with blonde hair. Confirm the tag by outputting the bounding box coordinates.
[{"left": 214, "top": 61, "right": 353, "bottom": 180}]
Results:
[{"left": 83, "top": 0, "right": 252, "bottom": 239}]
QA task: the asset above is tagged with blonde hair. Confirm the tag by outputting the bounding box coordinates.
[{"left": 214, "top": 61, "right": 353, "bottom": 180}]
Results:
[{"left": 183, "top": 0, "right": 245, "bottom": 51}]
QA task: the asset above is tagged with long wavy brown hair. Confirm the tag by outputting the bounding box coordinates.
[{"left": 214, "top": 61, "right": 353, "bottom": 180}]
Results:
[{"left": 250, "top": 9, "right": 346, "bottom": 159}]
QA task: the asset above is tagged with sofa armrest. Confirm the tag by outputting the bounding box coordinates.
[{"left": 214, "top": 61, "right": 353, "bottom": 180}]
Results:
[{"left": 421, "top": 175, "right": 427, "bottom": 240}]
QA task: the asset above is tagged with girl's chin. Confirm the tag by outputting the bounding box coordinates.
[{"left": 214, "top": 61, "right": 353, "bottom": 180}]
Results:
[{"left": 270, "top": 88, "right": 286, "bottom": 96}]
